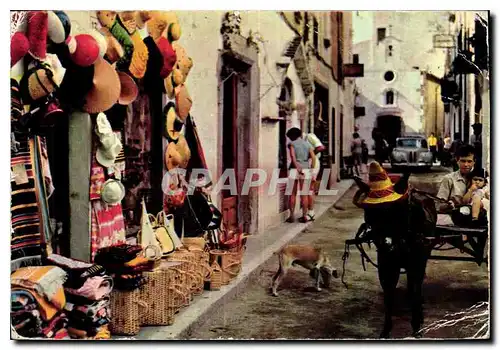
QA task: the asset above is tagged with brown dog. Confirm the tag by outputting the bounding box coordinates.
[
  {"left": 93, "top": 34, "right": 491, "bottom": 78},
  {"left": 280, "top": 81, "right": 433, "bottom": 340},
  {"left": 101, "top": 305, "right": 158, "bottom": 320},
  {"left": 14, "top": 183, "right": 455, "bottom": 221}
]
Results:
[{"left": 271, "top": 244, "right": 338, "bottom": 297}]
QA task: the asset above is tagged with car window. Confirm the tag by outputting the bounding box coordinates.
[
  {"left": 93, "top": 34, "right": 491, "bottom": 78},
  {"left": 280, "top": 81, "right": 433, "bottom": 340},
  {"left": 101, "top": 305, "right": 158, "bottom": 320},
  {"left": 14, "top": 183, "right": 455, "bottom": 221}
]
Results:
[{"left": 397, "top": 139, "right": 419, "bottom": 147}]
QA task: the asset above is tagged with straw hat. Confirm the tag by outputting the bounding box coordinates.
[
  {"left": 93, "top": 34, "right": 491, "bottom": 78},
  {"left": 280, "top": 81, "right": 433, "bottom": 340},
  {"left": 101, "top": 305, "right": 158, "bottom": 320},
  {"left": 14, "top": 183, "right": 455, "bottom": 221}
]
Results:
[
  {"left": 136, "top": 11, "right": 153, "bottom": 29},
  {"left": 96, "top": 11, "right": 117, "bottom": 29},
  {"left": 100, "top": 28, "right": 124, "bottom": 64},
  {"left": 27, "top": 11, "right": 48, "bottom": 60},
  {"left": 53, "top": 11, "right": 71, "bottom": 40},
  {"left": 117, "top": 72, "right": 138, "bottom": 105},
  {"left": 164, "top": 142, "right": 183, "bottom": 171},
  {"left": 174, "top": 84, "right": 192, "bottom": 121},
  {"left": 20, "top": 64, "right": 58, "bottom": 104},
  {"left": 175, "top": 135, "right": 191, "bottom": 169},
  {"left": 164, "top": 102, "right": 183, "bottom": 141},
  {"left": 11, "top": 32, "right": 29, "bottom": 67},
  {"left": 359, "top": 162, "right": 408, "bottom": 206},
  {"left": 83, "top": 57, "right": 121, "bottom": 114},
  {"left": 119, "top": 11, "right": 138, "bottom": 35},
  {"left": 101, "top": 179, "right": 126, "bottom": 205}
]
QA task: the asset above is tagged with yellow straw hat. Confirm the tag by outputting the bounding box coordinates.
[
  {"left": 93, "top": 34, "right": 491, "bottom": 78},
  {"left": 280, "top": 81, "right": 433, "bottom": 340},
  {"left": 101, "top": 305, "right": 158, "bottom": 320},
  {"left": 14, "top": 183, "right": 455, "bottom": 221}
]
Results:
[{"left": 360, "top": 161, "right": 407, "bottom": 206}]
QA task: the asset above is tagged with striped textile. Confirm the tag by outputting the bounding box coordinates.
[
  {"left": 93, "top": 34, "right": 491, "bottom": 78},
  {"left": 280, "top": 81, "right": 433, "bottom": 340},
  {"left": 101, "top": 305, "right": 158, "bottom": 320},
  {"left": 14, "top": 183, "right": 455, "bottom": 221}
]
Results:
[
  {"left": 11, "top": 133, "right": 45, "bottom": 271},
  {"left": 90, "top": 200, "right": 126, "bottom": 262}
]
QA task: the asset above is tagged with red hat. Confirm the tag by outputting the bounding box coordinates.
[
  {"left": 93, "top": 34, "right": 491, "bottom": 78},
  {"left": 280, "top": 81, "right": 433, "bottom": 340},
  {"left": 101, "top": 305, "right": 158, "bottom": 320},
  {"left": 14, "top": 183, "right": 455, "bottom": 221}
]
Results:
[
  {"left": 27, "top": 11, "right": 48, "bottom": 60},
  {"left": 11, "top": 32, "right": 29, "bottom": 67},
  {"left": 156, "top": 36, "right": 176, "bottom": 78},
  {"left": 71, "top": 34, "right": 100, "bottom": 67}
]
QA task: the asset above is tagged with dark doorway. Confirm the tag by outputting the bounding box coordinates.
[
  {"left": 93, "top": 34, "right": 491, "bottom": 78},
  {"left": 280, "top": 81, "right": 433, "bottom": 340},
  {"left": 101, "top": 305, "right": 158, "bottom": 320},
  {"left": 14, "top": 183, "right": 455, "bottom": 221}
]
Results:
[
  {"left": 376, "top": 115, "right": 403, "bottom": 149},
  {"left": 313, "top": 82, "right": 330, "bottom": 185},
  {"left": 339, "top": 106, "right": 344, "bottom": 168}
]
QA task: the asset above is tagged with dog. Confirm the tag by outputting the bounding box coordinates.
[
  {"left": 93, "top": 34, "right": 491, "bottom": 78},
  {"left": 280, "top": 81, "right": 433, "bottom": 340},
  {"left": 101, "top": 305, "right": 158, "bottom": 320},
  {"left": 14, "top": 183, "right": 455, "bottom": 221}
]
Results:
[{"left": 271, "top": 244, "right": 338, "bottom": 297}]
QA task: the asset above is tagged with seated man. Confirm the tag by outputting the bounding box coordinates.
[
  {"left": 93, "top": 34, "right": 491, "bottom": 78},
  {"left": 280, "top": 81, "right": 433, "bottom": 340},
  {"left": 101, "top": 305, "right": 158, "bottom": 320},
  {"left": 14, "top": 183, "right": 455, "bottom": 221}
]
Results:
[{"left": 436, "top": 144, "right": 481, "bottom": 228}]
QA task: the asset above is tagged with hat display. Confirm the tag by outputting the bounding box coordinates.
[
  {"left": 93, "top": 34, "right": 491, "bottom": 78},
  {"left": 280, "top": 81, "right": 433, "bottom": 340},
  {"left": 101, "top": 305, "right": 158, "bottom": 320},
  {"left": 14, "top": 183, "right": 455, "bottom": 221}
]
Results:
[
  {"left": 156, "top": 36, "right": 176, "bottom": 78},
  {"left": 100, "top": 28, "right": 124, "bottom": 64},
  {"left": 95, "top": 112, "right": 123, "bottom": 167},
  {"left": 27, "top": 11, "right": 48, "bottom": 60},
  {"left": 358, "top": 162, "right": 408, "bottom": 206},
  {"left": 71, "top": 34, "right": 100, "bottom": 67},
  {"left": 164, "top": 102, "right": 183, "bottom": 141},
  {"left": 164, "top": 142, "right": 183, "bottom": 171},
  {"left": 175, "top": 135, "right": 191, "bottom": 169},
  {"left": 117, "top": 71, "right": 139, "bottom": 105},
  {"left": 53, "top": 11, "right": 71, "bottom": 40},
  {"left": 11, "top": 32, "right": 29, "bottom": 67},
  {"left": 83, "top": 57, "right": 121, "bottom": 114},
  {"left": 174, "top": 84, "right": 192, "bottom": 121},
  {"left": 47, "top": 11, "right": 66, "bottom": 44},
  {"left": 89, "top": 30, "right": 108, "bottom": 58},
  {"left": 101, "top": 179, "right": 125, "bottom": 205}
]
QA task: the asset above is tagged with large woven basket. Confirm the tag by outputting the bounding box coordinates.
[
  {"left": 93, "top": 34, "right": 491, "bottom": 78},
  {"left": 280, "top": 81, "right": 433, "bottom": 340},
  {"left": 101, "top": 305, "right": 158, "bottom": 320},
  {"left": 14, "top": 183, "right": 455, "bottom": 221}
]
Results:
[
  {"left": 184, "top": 247, "right": 210, "bottom": 296},
  {"left": 109, "top": 288, "right": 147, "bottom": 336},
  {"left": 209, "top": 247, "right": 245, "bottom": 285},
  {"left": 208, "top": 260, "right": 222, "bottom": 290},
  {"left": 165, "top": 249, "right": 201, "bottom": 300},
  {"left": 140, "top": 261, "right": 188, "bottom": 326}
]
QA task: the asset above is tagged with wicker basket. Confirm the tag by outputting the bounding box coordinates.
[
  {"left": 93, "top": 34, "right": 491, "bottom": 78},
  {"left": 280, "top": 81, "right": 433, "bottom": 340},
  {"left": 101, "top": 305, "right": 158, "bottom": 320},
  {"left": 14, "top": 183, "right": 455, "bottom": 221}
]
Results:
[
  {"left": 181, "top": 237, "right": 207, "bottom": 250},
  {"left": 165, "top": 249, "right": 202, "bottom": 299},
  {"left": 140, "top": 261, "right": 188, "bottom": 326},
  {"left": 109, "top": 288, "right": 148, "bottom": 336},
  {"left": 208, "top": 260, "right": 222, "bottom": 290},
  {"left": 185, "top": 247, "right": 210, "bottom": 296},
  {"left": 209, "top": 247, "right": 245, "bottom": 285}
]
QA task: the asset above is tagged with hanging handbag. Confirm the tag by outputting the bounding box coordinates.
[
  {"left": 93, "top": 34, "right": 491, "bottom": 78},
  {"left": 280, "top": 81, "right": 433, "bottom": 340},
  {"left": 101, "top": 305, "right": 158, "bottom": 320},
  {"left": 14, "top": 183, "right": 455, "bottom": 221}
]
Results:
[
  {"left": 138, "top": 199, "right": 163, "bottom": 259},
  {"left": 163, "top": 172, "right": 187, "bottom": 211},
  {"left": 156, "top": 211, "right": 183, "bottom": 250}
]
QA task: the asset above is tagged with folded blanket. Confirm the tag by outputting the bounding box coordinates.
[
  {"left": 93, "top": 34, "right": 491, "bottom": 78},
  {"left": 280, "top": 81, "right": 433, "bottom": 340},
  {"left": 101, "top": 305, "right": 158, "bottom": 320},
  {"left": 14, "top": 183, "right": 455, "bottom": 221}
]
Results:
[
  {"left": 11, "top": 287, "right": 60, "bottom": 322},
  {"left": 41, "top": 313, "right": 68, "bottom": 338},
  {"left": 46, "top": 254, "right": 106, "bottom": 289},
  {"left": 11, "top": 266, "right": 67, "bottom": 308},
  {"left": 94, "top": 244, "right": 143, "bottom": 265},
  {"left": 65, "top": 297, "right": 110, "bottom": 319},
  {"left": 64, "top": 276, "right": 113, "bottom": 301}
]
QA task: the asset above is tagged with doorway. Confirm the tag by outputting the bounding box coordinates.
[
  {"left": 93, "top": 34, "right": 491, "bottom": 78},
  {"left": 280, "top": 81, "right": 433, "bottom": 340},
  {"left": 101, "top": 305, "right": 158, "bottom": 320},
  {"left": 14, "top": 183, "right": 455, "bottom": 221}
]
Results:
[{"left": 221, "top": 56, "right": 252, "bottom": 233}]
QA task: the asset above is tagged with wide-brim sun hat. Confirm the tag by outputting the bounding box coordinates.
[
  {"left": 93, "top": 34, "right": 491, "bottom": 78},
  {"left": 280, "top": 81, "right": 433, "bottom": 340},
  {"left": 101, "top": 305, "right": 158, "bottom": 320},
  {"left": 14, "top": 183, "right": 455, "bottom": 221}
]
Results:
[
  {"left": 156, "top": 36, "right": 176, "bottom": 78},
  {"left": 47, "top": 10, "right": 66, "bottom": 44},
  {"left": 27, "top": 11, "right": 48, "bottom": 60},
  {"left": 174, "top": 84, "right": 192, "bottom": 122},
  {"left": 71, "top": 34, "right": 100, "bottom": 67},
  {"left": 83, "top": 56, "right": 121, "bottom": 114},
  {"left": 11, "top": 32, "right": 29, "bottom": 67},
  {"left": 101, "top": 179, "right": 126, "bottom": 205},
  {"left": 96, "top": 133, "right": 123, "bottom": 168},
  {"left": 175, "top": 134, "right": 191, "bottom": 169},
  {"left": 164, "top": 141, "right": 184, "bottom": 171},
  {"left": 100, "top": 28, "right": 125, "bottom": 64},
  {"left": 117, "top": 71, "right": 139, "bottom": 105},
  {"left": 164, "top": 102, "right": 183, "bottom": 141},
  {"left": 89, "top": 30, "right": 108, "bottom": 58},
  {"left": 359, "top": 161, "right": 408, "bottom": 206}
]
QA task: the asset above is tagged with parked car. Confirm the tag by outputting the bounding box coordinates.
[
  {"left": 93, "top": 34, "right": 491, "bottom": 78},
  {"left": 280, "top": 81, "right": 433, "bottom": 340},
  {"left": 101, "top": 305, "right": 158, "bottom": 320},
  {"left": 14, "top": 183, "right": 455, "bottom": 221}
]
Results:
[{"left": 390, "top": 136, "right": 433, "bottom": 171}]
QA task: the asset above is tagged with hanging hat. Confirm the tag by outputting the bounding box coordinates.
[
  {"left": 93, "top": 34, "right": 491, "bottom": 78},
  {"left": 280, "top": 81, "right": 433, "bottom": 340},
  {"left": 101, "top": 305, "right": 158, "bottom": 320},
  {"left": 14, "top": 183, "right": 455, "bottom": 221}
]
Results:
[
  {"left": 359, "top": 161, "right": 408, "bottom": 206},
  {"left": 117, "top": 71, "right": 138, "bottom": 105},
  {"left": 136, "top": 11, "right": 153, "bottom": 29},
  {"left": 175, "top": 135, "right": 191, "bottom": 169},
  {"left": 89, "top": 30, "right": 108, "bottom": 58},
  {"left": 47, "top": 11, "right": 66, "bottom": 44},
  {"left": 53, "top": 11, "right": 71, "bottom": 40},
  {"left": 11, "top": 32, "right": 29, "bottom": 67},
  {"left": 101, "top": 179, "right": 126, "bottom": 205},
  {"left": 174, "top": 84, "right": 192, "bottom": 122},
  {"left": 20, "top": 63, "right": 58, "bottom": 104},
  {"left": 164, "top": 102, "right": 183, "bottom": 141},
  {"left": 71, "top": 34, "right": 100, "bottom": 67},
  {"left": 156, "top": 36, "right": 176, "bottom": 78},
  {"left": 165, "top": 142, "right": 186, "bottom": 171},
  {"left": 27, "top": 11, "right": 48, "bottom": 60},
  {"left": 83, "top": 57, "right": 121, "bottom": 114},
  {"left": 11, "top": 79, "right": 23, "bottom": 121},
  {"left": 96, "top": 120, "right": 123, "bottom": 168},
  {"left": 96, "top": 11, "right": 117, "bottom": 29},
  {"left": 100, "top": 28, "right": 125, "bottom": 64}
]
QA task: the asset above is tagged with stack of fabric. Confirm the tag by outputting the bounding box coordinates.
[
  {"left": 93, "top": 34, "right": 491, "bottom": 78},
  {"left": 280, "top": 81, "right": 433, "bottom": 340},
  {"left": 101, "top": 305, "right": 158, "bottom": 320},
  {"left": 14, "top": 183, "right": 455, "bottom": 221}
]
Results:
[
  {"left": 94, "top": 244, "right": 154, "bottom": 291},
  {"left": 46, "top": 254, "right": 112, "bottom": 339},
  {"left": 11, "top": 266, "right": 70, "bottom": 339}
]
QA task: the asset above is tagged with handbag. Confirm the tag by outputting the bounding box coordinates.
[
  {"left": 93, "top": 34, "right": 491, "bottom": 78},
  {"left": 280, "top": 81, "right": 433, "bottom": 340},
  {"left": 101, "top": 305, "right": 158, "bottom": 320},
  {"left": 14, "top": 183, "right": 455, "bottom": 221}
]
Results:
[
  {"left": 138, "top": 199, "right": 165, "bottom": 258},
  {"left": 156, "top": 211, "right": 183, "bottom": 250},
  {"left": 185, "top": 191, "right": 222, "bottom": 232},
  {"left": 163, "top": 173, "right": 186, "bottom": 211}
]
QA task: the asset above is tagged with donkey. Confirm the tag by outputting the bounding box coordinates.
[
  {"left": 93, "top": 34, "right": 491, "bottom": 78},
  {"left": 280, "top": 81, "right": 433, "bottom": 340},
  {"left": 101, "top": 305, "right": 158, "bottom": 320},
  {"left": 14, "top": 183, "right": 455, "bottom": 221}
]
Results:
[{"left": 354, "top": 176, "right": 437, "bottom": 338}]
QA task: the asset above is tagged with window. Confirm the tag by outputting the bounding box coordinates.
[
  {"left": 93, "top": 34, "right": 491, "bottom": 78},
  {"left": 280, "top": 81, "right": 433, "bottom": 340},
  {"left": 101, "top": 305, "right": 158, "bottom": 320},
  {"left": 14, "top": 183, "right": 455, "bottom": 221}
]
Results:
[
  {"left": 388, "top": 45, "right": 393, "bottom": 57},
  {"left": 294, "top": 11, "right": 302, "bottom": 24},
  {"left": 377, "top": 28, "right": 386, "bottom": 43},
  {"left": 386, "top": 90, "right": 394, "bottom": 105},
  {"left": 384, "top": 70, "right": 395, "bottom": 82},
  {"left": 353, "top": 54, "right": 359, "bottom": 64}
]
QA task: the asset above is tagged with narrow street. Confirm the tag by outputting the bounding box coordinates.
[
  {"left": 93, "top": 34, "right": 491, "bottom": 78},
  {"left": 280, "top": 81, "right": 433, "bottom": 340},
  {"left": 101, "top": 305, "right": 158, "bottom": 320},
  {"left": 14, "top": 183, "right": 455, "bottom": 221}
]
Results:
[{"left": 188, "top": 168, "right": 489, "bottom": 340}]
